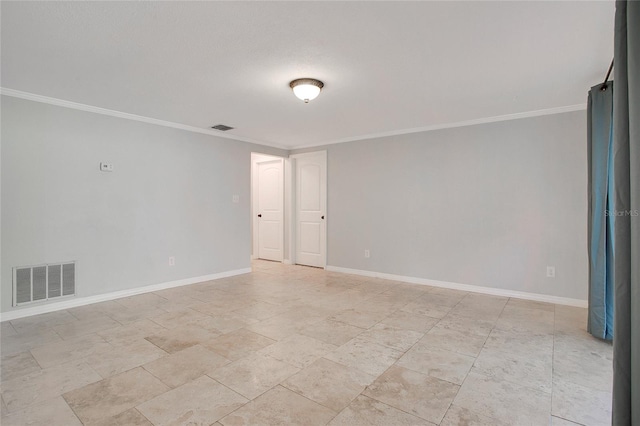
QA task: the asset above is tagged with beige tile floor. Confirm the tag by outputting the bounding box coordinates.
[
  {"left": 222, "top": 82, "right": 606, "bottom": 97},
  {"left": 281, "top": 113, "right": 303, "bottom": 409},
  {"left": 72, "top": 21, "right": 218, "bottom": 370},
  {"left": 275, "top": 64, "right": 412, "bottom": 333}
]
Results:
[{"left": 0, "top": 260, "right": 613, "bottom": 426}]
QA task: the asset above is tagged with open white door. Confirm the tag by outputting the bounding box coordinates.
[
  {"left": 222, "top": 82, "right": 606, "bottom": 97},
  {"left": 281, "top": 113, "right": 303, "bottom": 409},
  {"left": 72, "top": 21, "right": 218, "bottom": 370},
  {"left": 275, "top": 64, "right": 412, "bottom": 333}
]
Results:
[
  {"left": 294, "top": 151, "right": 326, "bottom": 268},
  {"left": 257, "top": 158, "right": 284, "bottom": 261}
]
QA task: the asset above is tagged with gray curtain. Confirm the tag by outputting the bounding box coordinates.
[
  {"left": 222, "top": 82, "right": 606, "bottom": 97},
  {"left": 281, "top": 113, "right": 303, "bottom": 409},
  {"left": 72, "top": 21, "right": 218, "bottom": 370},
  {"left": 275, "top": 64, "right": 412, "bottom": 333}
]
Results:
[
  {"left": 612, "top": 1, "right": 639, "bottom": 425},
  {"left": 587, "top": 82, "right": 615, "bottom": 341}
]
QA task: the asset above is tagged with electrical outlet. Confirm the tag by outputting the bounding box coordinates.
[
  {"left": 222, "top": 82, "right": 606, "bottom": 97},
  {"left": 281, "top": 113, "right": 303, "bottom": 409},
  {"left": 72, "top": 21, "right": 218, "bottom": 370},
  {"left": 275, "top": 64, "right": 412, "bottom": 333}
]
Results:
[
  {"left": 169, "top": 256, "right": 175, "bottom": 266},
  {"left": 364, "top": 249, "right": 370, "bottom": 258},
  {"left": 546, "top": 266, "right": 555, "bottom": 278},
  {"left": 232, "top": 195, "right": 239, "bottom": 203}
]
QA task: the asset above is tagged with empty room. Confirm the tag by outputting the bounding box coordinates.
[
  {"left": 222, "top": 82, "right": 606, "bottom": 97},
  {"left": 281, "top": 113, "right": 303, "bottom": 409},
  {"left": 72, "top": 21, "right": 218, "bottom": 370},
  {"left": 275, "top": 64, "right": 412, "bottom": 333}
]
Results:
[{"left": 1, "top": 1, "right": 638, "bottom": 426}]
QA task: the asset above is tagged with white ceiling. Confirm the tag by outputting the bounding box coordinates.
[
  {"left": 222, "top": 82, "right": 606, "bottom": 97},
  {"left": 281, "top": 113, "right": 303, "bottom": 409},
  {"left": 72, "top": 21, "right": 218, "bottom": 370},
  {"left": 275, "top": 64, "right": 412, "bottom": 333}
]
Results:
[{"left": 1, "top": 1, "right": 614, "bottom": 149}]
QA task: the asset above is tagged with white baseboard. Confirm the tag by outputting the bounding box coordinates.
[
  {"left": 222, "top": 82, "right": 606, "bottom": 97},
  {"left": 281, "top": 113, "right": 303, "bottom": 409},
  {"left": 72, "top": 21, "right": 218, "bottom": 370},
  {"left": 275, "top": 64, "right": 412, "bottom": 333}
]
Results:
[
  {"left": 0, "top": 268, "right": 251, "bottom": 322},
  {"left": 326, "top": 265, "right": 588, "bottom": 308}
]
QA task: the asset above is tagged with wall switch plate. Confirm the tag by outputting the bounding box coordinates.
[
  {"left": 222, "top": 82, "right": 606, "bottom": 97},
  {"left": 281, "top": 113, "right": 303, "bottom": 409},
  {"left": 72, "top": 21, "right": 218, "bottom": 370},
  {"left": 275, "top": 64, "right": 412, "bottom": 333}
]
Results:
[
  {"left": 546, "top": 266, "right": 555, "bottom": 278},
  {"left": 169, "top": 256, "right": 175, "bottom": 266},
  {"left": 100, "top": 162, "right": 114, "bottom": 172},
  {"left": 232, "top": 195, "right": 240, "bottom": 203},
  {"left": 364, "top": 249, "right": 370, "bottom": 258}
]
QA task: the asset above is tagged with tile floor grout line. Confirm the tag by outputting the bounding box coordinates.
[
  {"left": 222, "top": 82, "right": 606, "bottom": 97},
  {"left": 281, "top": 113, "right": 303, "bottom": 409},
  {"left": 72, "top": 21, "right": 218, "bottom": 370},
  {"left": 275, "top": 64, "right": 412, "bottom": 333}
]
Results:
[
  {"left": 439, "top": 295, "right": 511, "bottom": 423},
  {"left": 133, "top": 407, "right": 155, "bottom": 426},
  {"left": 205, "top": 373, "right": 253, "bottom": 403},
  {"left": 552, "top": 413, "right": 588, "bottom": 426},
  {"left": 275, "top": 383, "right": 341, "bottom": 418},
  {"left": 60, "top": 392, "right": 87, "bottom": 426},
  {"left": 357, "top": 387, "right": 440, "bottom": 425}
]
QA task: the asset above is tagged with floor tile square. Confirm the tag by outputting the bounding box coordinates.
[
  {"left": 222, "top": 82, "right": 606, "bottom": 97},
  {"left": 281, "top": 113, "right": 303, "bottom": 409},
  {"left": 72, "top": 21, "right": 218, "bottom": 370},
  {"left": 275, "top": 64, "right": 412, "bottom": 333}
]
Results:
[
  {"left": 397, "top": 343, "right": 475, "bottom": 385},
  {"left": 324, "top": 337, "right": 403, "bottom": 376},
  {"left": 435, "top": 312, "right": 496, "bottom": 336},
  {"left": 2, "top": 361, "right": 101, "bottom": 412},
  {"left": 219, "top": 385, "right": 335, "bottom": 426},
  {"left": 210, "top": 352, "right": 300, "bottom": 400},
  {"left": 379, "top": 310, "right": 439, "bottom": 333},
  {"left": 473, "top": 347, "right": 552, "bottom": 393},
  {"left": 143, "top": 344, "right": 229, "bottom": 388},
  {"left": 328, "top": 308, "right": 388, "bottom": 329},
  {"left": 363, "top": 366, "right": 460, "bottom": 424},
  {"left": 401, "top": 293, "right": 461, "bottom": 319},
  {"left": 483, "top": 328, "right": 553, "bottom": 359},
  {"left": 282, "top": 357, "right": 374, "bottom": 411},
  {"left": 149, "top": 308, "right": 212, "bottom": 329},
  {"left": 1, "top": 351, "right": 41, "bottom": 382},
  {"left": 550, "top": 416, "right": 583, "bottom": 426},
  {"left": 137, "top": 375, "right": 247, "bottom": 425},
  {"left": 494, "top": 305, "right": 554, "bottom": 334},
  {"left": 551, "top": 379, "right": 611, "bottom": 426},
  {"left": 30, "top": 333, "right": 112, "bottom": 369},
  {"left": 1, "top": 329, "right": 62, "bottom": 357},
  {"left": 245, "top": 315, "right": 308, "bottom": 340},
  {"left": 0, "top": 396, "right": 82, "bottom": 426},
  {"left": 63, "top": 367, "right": 169, "bottom": 425},
  {"left": 440, "top": 404, "right": 509, "bottom": 426},
  {"left": 193, "top": 313, "right": 259, "bottom": 334},
  {"left": 145, "top": 324, "right": 221, "bottom": 353},
  {"left": 96, "top": 319, "right": 167, "bottom": 345},
  {"left": 10, "top": 311, "right": 77, "bottom": 334},
  {"left": 202, "top": 328, "right": 275, "bottom": 361},
  {"left": 1, "top": 321, "right": 17, "bottom": 337},
  {"left": 363, "top": 365, "right": 459, "bottom": 424},
  {"left": 52, "top": 315, "right": 121, "bottom": 340},
  {"left": 115, "top": 293, "right": 170, "bottom": 310},
  {"left": 506, "top": 298, "right": 555, "bottom": 312},
  {"left": 232, "top": 301, "right": 291, "bottom": 321},
  {"left": 357, "top": 323, "right": 423, "bottom": 352},
  {"left": 257, "top": 333, "right": 337, "bottom": 368},
  {"left": 453, "top": 371, "right": 551, "bottom": 425},
  {"left": 420, "top": 325, "right": 487, "bottom": 357},
  {"left": 85, "top": 338, "right": 167, "bottom": 378},
  {"left": 552, "top": 332, "right": 612, "bottom": 392},
  {"left": 91, "top": 408, "right": 153, "bottom": 426},
  {"left": 299, "top": 319, "right": 365, "bottom": 346},
  {"left": 328, "top": 395, "right": 435, "bottom": 426}
]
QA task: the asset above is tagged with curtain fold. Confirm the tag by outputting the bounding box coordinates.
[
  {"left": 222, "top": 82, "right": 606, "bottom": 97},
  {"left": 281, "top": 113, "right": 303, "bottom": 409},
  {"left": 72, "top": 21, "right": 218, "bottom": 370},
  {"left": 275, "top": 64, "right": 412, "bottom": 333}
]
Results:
[
  {"left": 587, "top": 83, "right": 615, "bottom": 341},
  {"left": 612, "top": 1, "right": 639, "bottom": 425}
]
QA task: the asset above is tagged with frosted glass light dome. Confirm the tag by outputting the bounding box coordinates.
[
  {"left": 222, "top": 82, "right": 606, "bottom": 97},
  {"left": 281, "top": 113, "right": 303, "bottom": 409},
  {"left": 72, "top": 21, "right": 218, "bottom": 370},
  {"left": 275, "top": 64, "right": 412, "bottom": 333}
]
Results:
[{"left": 290, "top": 78, "right": 324, "bottom": 103}]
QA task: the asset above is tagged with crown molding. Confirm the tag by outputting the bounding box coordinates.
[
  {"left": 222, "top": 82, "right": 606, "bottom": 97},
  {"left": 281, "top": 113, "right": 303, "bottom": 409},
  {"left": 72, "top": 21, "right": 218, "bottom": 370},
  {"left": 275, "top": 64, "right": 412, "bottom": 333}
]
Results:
[
  {"left": 293, "top": 103, "right": 587, "bottom": 150},
  {"left": 2, "top": 87, "right": 586, "bottom": 151},
  {"left": 0, "top": 88, "right": 289, "bottom": 150}
]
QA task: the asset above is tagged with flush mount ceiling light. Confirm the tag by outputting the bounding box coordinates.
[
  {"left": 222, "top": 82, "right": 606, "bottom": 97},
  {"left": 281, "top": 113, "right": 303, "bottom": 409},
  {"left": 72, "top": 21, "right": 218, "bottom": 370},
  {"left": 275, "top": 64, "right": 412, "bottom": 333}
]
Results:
[{"left": 289, "top": 78, "right": 324, "bottom": 103}]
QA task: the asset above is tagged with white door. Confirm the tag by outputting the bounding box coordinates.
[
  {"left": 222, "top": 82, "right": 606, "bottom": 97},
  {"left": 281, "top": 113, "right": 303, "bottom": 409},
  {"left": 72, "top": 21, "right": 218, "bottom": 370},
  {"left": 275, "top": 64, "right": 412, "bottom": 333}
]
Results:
[
  {"left": 295, "top": 152, "right": 326, "bottom": 267},
  {"left": 257, "top": 159, "right": 284, "bottom": 261}
]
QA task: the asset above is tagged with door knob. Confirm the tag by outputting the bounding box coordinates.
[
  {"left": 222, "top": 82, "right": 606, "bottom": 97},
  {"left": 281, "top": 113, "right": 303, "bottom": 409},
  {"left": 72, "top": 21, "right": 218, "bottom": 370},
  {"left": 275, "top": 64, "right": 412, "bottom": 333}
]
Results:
[
  {"left": 321, "top": 215, "right": 325, "bottom": 219},
  {"left": 258, "top": 214, "right": 262, "bottom": 217}
]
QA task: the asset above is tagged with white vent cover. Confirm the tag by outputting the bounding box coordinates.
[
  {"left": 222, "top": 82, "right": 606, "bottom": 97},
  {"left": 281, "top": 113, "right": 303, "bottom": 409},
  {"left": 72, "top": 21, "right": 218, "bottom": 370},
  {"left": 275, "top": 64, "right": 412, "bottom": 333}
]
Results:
[{"left": 13, "top": 262, "right": 76, "bottom": 306}]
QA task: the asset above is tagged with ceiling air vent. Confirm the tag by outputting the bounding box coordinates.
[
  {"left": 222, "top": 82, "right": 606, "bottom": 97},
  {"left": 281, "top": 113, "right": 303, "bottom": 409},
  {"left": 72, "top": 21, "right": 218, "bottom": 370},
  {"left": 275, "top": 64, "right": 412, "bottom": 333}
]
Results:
[
  {"left": 211, "top": 124, "right": 234, "bottom": 131},
  {"left": 13, "top": 262, "right": 76, "bottom": 306}
]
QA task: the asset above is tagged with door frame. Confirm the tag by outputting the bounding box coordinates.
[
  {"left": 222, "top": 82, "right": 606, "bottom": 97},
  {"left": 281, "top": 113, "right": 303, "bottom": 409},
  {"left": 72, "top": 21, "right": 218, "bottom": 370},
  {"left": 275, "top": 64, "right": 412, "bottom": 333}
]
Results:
[
  {"left": 289, "top": 150, "right": 327, "bottom": 268},
  {"left": 251, "top": 153, "right": 287, "bottom": 262}
]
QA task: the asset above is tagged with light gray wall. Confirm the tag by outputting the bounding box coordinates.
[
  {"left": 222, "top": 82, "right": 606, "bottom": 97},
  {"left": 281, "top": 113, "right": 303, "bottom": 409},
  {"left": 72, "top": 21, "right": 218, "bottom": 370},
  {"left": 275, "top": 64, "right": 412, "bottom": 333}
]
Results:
[
  {"left": 2, "top": 95, "right": 588, "bottom": 311},
  {"left": 1, "top": 96, "right": 286, "bottom": 313},
  {"left": 293, "top": 111, "right": 588, "bottom": 300}
]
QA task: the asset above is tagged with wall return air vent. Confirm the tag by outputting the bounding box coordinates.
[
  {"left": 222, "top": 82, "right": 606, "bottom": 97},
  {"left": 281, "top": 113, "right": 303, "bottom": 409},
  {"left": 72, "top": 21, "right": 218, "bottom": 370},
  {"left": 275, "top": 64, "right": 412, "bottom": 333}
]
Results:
[
  {"left": 12, "top": 262, "right": 76, "bottom": 306},
  {"left": 211, "top": 124, "right": 234, "bottom": 131}
]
